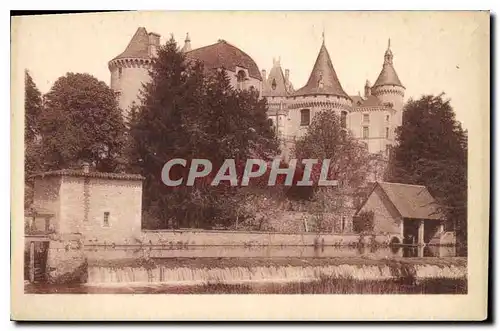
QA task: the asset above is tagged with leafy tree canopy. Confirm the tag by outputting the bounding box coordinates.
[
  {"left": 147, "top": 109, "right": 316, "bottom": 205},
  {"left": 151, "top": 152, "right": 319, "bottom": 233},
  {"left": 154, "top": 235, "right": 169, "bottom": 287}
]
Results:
[
  {"left": 39, "top": 72, "right": 126, "bottom": 172},
  {"left": 385, "top": 94, "right": 467, "bottom": 244},
  {"left": 128, "top": 36, "right": 279, "bottom": 229}
]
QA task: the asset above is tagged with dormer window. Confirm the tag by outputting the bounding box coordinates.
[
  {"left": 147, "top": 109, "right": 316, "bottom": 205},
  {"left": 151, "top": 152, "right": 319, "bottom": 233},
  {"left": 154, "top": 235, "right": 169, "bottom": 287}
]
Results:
[
  {"left": 271, "top": 78, "right": 277, "bottom": 90},
  {"left": 236, "top": 70, "right": 247, "bottom": 90}
]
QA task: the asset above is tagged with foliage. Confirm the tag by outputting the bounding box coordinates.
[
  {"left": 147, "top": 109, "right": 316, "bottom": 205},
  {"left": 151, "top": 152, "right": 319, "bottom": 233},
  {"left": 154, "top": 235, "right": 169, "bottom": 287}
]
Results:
[
  {"left": 128, "top": 36, "right": 279, "bottom": 229},
  {"left": 385, "top": 94, "right": 467, "bottom": 244},
  {"left": 24, "top": 71, "right": 44, "bottom": 207},
  {"left": 293, "top": 110, "right": 370, "bottom": 190},
  {"left": 353, "top": 210, "right": 375, "bottom": 233},
  {"left": 38, "top": 72, "right": 126, "bottom": 172}
]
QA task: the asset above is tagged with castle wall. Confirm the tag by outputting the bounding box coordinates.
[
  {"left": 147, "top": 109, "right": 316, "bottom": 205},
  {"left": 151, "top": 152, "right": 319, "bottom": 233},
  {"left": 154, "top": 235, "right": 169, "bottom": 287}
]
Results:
[
  {"left": 350, "top": 108, "right": 395, "bottom": 155},
  {"left": 285, "top": 95, "right": 352, "bottom": 140},
  {"left": 357, "top": 185, "right": 403, "bottom": 236},
  {"left": 110, "top": 60, "right": 152, "bottom": 117},
  {"left": 371, "top": 85, "right": 405, "bottom": 127}
]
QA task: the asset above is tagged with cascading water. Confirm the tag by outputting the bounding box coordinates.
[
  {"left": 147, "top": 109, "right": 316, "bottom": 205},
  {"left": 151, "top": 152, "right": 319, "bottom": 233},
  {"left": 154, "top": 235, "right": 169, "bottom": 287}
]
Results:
[{"left": 86, "top": 263, "right": 466, "bottom": 286}]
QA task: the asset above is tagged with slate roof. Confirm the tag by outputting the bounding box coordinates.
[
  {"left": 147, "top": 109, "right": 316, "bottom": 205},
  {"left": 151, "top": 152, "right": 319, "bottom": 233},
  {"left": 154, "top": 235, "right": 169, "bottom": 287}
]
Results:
[
  {"left": 373, "top": 63, "right": 404, "bottom": 88},
  {"left": 376, "top": 182, "right": 445, "bottom": 220},
  {"left": 294, "top": 43, "right": 349, "bottom": 98},
  {"left": 111, "top": 27, "right": 151, "bottom": 61},
  {"left": 361, "top": 95, "right": 384, "bottom": 107},
  {"left": 373, "top": 46, "right": 404, "bottom": 88},
  {"left": 350, "top": 95, "right": 386, "bottom": 108},
  {"left": 32, "top": 170, "right": 144, "bottom": 181},
  {"left": 186, "top": 40, "right": 262, "bottom": 80}
]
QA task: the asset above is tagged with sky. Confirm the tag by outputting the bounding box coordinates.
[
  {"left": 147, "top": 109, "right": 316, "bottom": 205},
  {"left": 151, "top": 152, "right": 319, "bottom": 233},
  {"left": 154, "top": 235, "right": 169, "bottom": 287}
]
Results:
[{"left": 12, "top": 11, "right": 489, "bottom": 129}]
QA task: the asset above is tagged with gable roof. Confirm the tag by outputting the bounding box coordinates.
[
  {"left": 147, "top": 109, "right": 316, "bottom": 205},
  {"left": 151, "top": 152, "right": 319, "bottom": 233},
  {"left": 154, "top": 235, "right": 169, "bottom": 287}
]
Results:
[
  {"left": 112, "top": 27, "right": 151, "bottom": 61},
  {"left": 294, "top": 42, "right": 349, "bottom": 98},
  {"left": 357, "top": 182, "right": 445, "bottom": 220},
  {"left": 186, "top": 40, "right": 262, "bottom": 80}
]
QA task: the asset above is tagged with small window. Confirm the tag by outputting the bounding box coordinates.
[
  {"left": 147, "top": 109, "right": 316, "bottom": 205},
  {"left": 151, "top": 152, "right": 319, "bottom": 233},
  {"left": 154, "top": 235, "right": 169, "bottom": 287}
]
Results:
[
  {"left": 363, "top": 113, "right": 369, "bottom": 123},
  {"left": 386, "top": 144, "right": 391, "bottom": 157},
  {"left": 300, "top": 109, "right": 310, "bottom": 126},
  {"left": 267, "top": 118, "right": 274, "bottom": 127},
  {"left": 362, "top": 126, "right": 369, "bottom": 139},
  {"left": 118, "top": 67, "right": 123, "bottom": 78},
  {"left": 386, "top": 114, "right": 390, "bottom": 122},
  {"left": 103, "top": 212, "right": 110, "bottom": 227},
  {"left": 385, "top": 127, "right": 389, "bottom": 139}
]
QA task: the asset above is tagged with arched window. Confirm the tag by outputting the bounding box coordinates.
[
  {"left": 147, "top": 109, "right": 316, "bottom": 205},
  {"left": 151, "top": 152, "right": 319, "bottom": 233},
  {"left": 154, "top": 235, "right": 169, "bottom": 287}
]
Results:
[
  {"left": 267, "top": 118, "right": 274, "bottom": 127},
  {"left": 118, "top": 67, "right": 123, "bottom": 79},
  {"left": 300, "top": 109, "right": 310, "bottom": 126}
]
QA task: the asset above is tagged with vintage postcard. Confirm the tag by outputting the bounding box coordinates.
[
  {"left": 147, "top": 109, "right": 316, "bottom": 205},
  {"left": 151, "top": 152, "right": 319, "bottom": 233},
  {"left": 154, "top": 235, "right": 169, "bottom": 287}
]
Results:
[{"left": 11, "top": 11, "right": 489, "bottom": 320}]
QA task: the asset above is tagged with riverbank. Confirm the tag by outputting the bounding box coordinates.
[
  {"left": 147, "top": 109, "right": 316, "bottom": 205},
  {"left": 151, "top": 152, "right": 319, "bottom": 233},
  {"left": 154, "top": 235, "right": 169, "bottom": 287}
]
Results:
[{"left": 25, "top": 276, "right": 467, "bottom": 294}]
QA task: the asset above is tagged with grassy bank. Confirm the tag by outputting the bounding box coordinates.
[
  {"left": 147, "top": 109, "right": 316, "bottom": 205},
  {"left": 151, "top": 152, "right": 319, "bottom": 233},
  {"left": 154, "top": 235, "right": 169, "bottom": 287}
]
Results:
[{"left": 25, "top": 276, "right": 467, "bottom": 294}]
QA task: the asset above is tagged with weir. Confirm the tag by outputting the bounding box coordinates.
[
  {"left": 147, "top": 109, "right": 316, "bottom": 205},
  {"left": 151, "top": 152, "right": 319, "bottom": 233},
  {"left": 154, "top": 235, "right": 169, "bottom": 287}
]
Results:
[{"left": 86, "top": 263, "right": 466, "bottom": 286}]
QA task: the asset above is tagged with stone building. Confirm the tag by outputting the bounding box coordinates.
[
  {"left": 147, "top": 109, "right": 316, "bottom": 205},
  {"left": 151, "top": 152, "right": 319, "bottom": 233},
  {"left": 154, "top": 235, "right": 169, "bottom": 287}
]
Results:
[
  {"left": 353, "top": 182, "right": 454, "bottom": 245},
  {"left": 28, "top": 165, "right": 144, "bottom": 244},
  {"left": 109, "top": 27, "right": 405, "bottom": 160}
]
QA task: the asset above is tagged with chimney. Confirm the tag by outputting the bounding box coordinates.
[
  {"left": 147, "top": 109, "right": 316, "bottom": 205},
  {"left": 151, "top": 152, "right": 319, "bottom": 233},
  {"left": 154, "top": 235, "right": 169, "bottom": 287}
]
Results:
[
  {"left": 148, "top": 32, "right": 160, "bottom": 57},
  {"left": 181, "top": 33, "right": 192, "bottom": 53},
  {"left": 261, "top": 69, "right": 266, "bottom": 81},
  {"left": 364, "top": 80, "right": 371, "bottom": 98},
  {"left": 285, "top": 69, "right": 290, "bottom": 83},
  {"left": 82, "top": 162, "right": 90, "bottom": 174}
]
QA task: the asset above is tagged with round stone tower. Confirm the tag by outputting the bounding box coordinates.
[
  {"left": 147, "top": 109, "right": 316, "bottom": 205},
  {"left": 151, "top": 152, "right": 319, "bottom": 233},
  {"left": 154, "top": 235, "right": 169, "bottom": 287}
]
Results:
[
  {"left": 371, "top": 39, "right": 405, "bottom": 127},
  {"left": 108, "top": 27, "right": 160, "bottom": 119}
]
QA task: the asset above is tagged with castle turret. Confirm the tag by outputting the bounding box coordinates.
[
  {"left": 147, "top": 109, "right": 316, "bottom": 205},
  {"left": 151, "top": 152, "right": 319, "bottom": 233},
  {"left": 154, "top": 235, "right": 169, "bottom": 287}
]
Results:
[
  {"left": 181, "top": 33, "right": 191, "bottom": 53},
  {"left": 364, "top": 80, "right": 371, "bottom": 98},
  {"left": 108, "top": 27, "right": 159, "bottom": 119},
  {"left": 371, "top": 39, "right": 405, "bottom": 126}
]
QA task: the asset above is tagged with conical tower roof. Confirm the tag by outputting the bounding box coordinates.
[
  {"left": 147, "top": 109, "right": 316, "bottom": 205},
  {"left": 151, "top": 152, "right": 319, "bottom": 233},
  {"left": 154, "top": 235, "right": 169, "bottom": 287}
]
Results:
[
  {"left": 294, "top": 42, "right": 349, "bottom": 98},
  {"left": 111, "top": 27, "right": 150, "bottom": 61},
  {"left": 373, "top": 39, "right": 404, "bottom": 88}
]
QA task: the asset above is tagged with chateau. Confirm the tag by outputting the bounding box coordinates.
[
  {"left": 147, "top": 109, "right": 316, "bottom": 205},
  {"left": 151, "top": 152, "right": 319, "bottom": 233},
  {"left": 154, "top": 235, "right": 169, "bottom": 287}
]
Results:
[{"left": 109, "top": 27, "right": 405, "bottom": 163}]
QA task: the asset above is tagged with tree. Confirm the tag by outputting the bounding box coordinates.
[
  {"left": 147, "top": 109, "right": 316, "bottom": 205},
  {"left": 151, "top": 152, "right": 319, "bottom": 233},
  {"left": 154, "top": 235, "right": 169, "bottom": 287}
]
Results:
[
  {"left": 24, "top": 70, "right": 43, "bottom": 207},
  {"left": 39, "top": 73, "right": 126, "bottom": 172},
  {"left": 385, "top": 94, "right": 467, "bottom": 245},
  {"left": 293, "top": 110, "right": 370, "bottom": 190},
  {"left": 353, "top": 210, "right": 375, "bottom": 233},
  {"left": 292, "top": 111, "right": 370, "bottom": 231},
  {"left": 129, "top": 36, "right": 278, "bottom": 229}
]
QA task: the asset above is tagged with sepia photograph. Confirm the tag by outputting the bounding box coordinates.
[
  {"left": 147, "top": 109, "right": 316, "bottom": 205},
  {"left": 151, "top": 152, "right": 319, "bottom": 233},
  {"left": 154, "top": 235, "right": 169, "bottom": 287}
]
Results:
[{"left": 10, "top": 10, "right": 489, "bottom": 320}]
